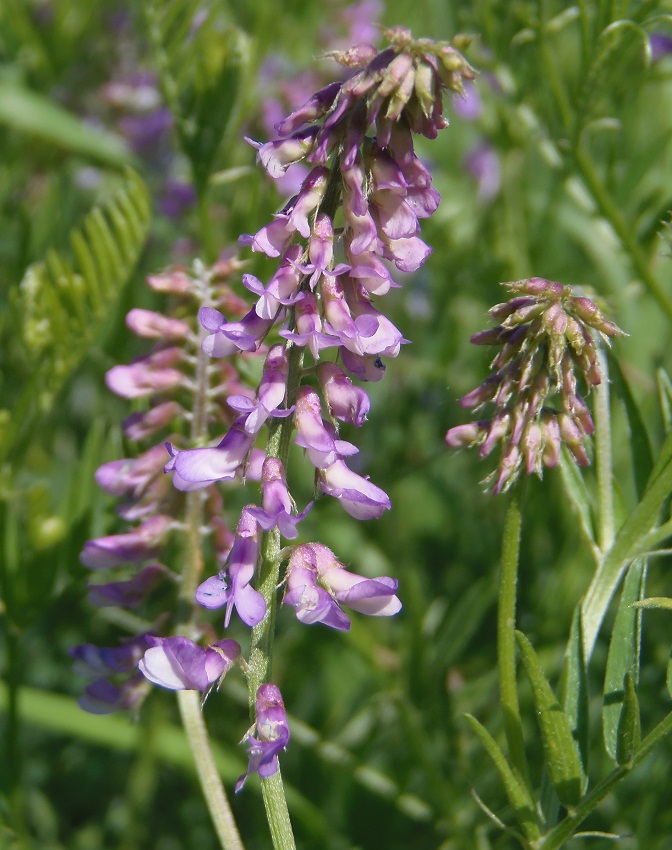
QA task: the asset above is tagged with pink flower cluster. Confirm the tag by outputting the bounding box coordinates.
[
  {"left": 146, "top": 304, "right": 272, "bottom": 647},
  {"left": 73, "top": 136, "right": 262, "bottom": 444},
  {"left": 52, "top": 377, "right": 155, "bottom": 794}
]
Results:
[{"left": 446, "top": 278, "right": 624, "bottom": 493}]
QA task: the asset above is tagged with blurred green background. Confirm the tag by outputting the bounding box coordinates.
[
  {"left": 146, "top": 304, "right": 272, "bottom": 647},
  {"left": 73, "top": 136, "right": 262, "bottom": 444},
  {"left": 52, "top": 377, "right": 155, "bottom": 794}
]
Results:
[{"left": 1, "top": 0, "right": 672, "bottom": 848}]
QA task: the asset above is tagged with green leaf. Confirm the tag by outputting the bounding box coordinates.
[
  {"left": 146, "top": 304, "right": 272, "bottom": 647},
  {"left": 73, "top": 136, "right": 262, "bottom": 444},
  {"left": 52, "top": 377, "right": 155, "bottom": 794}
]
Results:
[
  {"left": 581, "top": 456, "right": 672, "bottom": 658},
  {"left": 657, "top": 368, "right": 672, "bottom": 434},
  {"left": 463, "top": 714, "right": 541, "bottom": 841},
  {"left": 667, "top": 650, "right": 672, "bottom": 699},
  {"left": 609, "top": 354, "right": 654, "bottom": 500},
  {"left": 631, "top": 596, "right": 672, "bottom": 611},
  {"left": 515, "top": 631, "right": 584, "bottom": 809},
  {"left": 615, "top": 673, "right": 641, "bottom": 767},
  {"left": 602, "top": 559, "right": 646, "bottom": 760},
  {"left": 145, "top": 0, "right": 250, "bottom": 191},
  {"left": 577, "top": 20, "right": 650, "bottom": 123},
  {"left": 561, "top": 605, "right": 589, "bottom": 776},
  {"left": 6, "top": 169, "right": 151, "bottom": 462},
  {"left": 559, "top": 446, "right": 597, "bottom": 552},
  {"left": 0, "top": 81, "right": 132, "bottom": 166}
]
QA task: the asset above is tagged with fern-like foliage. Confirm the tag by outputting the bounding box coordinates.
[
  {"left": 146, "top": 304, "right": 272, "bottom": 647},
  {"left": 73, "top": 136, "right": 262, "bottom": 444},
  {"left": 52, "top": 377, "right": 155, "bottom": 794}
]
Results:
[
  {"left": 7, "top": 170, "right": 151, "bottom": 460},
  {"left": 144, "top": 0, "right": 249, "bottom": 192}
]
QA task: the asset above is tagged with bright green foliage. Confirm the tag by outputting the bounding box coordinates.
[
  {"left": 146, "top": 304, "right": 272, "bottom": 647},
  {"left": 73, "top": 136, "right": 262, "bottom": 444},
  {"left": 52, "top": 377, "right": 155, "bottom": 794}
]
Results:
[
  {"left": 145, "top": 0, "right": 250, "bottom": 193},
  {"left": 516, "top": 631, "right": 584, "bottom": 810},
  {"left": 2, "top": 1, "right": 672, "bottom": 849},
  {"left": 602, "top": 559, "right": 646, "bottom": 760},
  {"left": 6, "top": 170, "right": 150, "bottom": 461}
]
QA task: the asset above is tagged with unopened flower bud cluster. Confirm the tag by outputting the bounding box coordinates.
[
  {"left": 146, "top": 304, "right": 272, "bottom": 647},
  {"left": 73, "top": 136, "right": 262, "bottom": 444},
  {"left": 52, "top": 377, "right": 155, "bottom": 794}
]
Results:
[{"left": 446, "top": 277, "right": 623, "bottom": 493}]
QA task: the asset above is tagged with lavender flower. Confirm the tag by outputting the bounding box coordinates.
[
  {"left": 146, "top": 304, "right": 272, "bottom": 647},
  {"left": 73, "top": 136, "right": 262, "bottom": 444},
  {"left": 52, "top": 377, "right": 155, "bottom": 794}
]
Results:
[
  {"left": 446, "top": 278, "right": 624, "bottom": 493},
  {"left": 139, "top": 636, "right": 240, "bottom": 692},
  {"left": 235, "top": 684, "right": 290, "bottom": 792},
  {"left": 195, "top": 508, "right": 266, "bottom": 628},
  {"left": 283, "top": 543, "right": 401, "bottom": 629}
]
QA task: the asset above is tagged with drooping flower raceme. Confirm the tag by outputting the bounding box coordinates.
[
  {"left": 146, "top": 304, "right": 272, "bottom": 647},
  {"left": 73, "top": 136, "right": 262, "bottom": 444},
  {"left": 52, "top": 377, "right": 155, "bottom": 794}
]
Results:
[
  {"left": 445, "top": 277, "right": 624, "bottom": 493},
  {"left": 76, "top": 27, "right": 477, "bottom": 797}
]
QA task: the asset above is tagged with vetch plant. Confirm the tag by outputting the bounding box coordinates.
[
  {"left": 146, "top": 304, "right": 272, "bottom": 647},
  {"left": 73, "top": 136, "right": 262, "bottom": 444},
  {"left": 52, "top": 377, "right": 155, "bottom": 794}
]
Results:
[{"left": 72, "top": 24, "right": 476, "bottom": 850}]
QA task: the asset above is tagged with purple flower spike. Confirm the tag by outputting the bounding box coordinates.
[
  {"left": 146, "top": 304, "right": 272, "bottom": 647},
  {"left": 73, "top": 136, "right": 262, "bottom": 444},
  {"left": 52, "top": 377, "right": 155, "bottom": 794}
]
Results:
[
  {"left": 123, "top": 401, "right": 182, "bottom": 441},
  {"left": 235, "top": 683, "right": 290, "bottom": 792},
  {"left": 167, "top": 417, "right": 255, "bottom": 490},
  {"left": 139, "top": 636, "right": 240, "bottom": 691},
  {"left": 195, "top": 509, "right": 266, "bottom": 627},
  {"left": 80, "top": 515, "right": 172, "bottom": 569}
]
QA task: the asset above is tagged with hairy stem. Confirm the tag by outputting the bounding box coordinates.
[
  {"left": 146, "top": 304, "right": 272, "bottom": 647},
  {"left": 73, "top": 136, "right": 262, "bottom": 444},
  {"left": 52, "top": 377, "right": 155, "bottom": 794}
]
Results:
[
  {"left": 594, "top": 345, "right": 614, "bottom": 554},
  {"left": 498, "top": 492, "right": 532, "bottom": 795},
  {"left": 176, "top": 306, "right": 244, "bottom": 850},
  {"left": 178, "top": 691, "right": 246, "bottom": 850}
]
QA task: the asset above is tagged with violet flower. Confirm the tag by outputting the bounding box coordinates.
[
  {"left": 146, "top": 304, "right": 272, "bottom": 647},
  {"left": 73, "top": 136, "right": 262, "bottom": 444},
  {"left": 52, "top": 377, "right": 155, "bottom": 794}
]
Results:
[
  {"left": 139, "top": 636, "right": 240, "bottom": 691},
  {"left": 80, "top": 515, "right": 173, "bottom": 570},
  {"left": 166, "top": 416, "right": 255, "bottom": 490},
  {"left": 282, "top": 543, "right": 400, "bottom": 629},
  {"left": 245, "top": 457, "right": 311, "bottom": 540},
  {"left": 195, "top": 508, "right": 266, "bottom": 628},
  {"left": 236, "top": 684, "right": 290, "bottom": 792}
]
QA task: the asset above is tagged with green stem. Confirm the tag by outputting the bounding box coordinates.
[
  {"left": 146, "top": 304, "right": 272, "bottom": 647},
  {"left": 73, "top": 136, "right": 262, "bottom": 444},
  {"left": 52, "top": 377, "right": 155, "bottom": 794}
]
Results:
[
  {"left": 536, "top": 709, "right": 672, "bottom": 850},
  {"left": 498, "top": 493, "right": 532, "bottom": 795},
  {"left": 175, "top": 308, "right": 244, "bottom": 850},
  {"left": 197, "top": 188, "right": 218, "bottom": 265},
  {"left": 574, "top": 145, "right": 672, "bottom": 322},
  {"left": 594, "top": 345, "right": 614, "bottom": 554},
  {"left": 582, "top": 455, "right": 672, "bottom": 659},
  {"left": 178, "top": 691, "right": 246, "bottom": 850},
  {"left": 245, "top": 341, "right": 304, "bottom": 850}
]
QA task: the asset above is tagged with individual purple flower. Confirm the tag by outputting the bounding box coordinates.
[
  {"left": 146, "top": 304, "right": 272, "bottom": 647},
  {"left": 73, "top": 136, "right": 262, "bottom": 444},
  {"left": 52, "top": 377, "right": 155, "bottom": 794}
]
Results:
[
  {"left": 78, "top": 674, "right": 148, "bottom": 715},
  {"left": 70, "top": 637, "right": 150, "bottom": 678},
  {"left": 158, "top": 179, "right": 197, "bottom": 219},
  {"left": 316, "top": 362, "right": 370, "bottom": 426},
  {"left": 228, "top": 345, "right": 293, "bottom": 434},
  {"left": 125, "top": 309, "right": 191, "bottom": 340},
  {"left": 311, "top": 543, "right": 401, "bottom": 616},
  {"left": 94, "top": 444, "right": 167, "bottom": 498},
  {"left": 166, "top": 416, "right": 255, "bottom": 491},
  {"left": 105, "top": 348, "right": 185, "bottom": 399},
  {"left": 242, "top": 246, "right": 304, "bottom": 320},
  {"left": 87, "top": 563, "right": 172, "bottom": 608},
  {"left": 199, "top": 305, "right": 276, "bottom": 357},
  {"left": 278, "top": 291, "right": 339, "bottom": 359},
  {"left": 464, "top": 141, "right": 501, "bottom": 201},
  {"left": 282, "top": 542, "right": 400, "bottom": 628},
  {"left": 294, "top": 386, "right": 358, "bottom": 469},
  {"left": 195, "top": 508, "right": 266, "bottom": 627},
  {"left": 80, "top": 515, "right": 173, "bottom": 569},
  {"left": 138, "top": 635, "right": 240, "bottom": 691},
  {"left": 235, "top": 683, "right": 290, "bottom": 792},
  {"left": 245, "top": 457, "right": 311, "bottom": 540},
  {"left": 319, "top": 459, "right": 391, "bottom": 519},
  {"left": 122, "top": 401, "right": 183, "bottom": 442}
]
